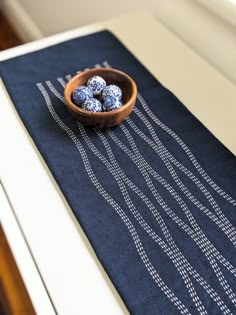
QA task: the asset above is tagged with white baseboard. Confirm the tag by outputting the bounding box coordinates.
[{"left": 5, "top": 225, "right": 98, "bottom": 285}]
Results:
[{"left": 2, "top": 0, "right": 44, "bottom": 42}]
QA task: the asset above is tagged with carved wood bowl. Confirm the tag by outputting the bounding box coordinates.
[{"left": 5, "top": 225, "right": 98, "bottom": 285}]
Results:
[{"left": 64, "top": 68, "right": 137, "bottom": 128}]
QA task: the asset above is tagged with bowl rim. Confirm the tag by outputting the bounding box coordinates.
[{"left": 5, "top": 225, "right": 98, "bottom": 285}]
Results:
[{"left": 64, "top": 68, "right": 137, "bottom": 117}]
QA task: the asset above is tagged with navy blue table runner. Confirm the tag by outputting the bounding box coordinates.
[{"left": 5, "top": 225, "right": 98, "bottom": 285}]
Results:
[{"left": 1, "top": 31, "right": 236, "bottom": 314}]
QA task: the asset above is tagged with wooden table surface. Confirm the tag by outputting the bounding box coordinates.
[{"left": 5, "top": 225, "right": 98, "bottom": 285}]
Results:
[{"left": 0, "top": 12, "right": 22, "bottom": 51}]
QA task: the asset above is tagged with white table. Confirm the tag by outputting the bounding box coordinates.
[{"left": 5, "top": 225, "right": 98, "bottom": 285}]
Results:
[{"left": 0, "top": 12, "right": 236, "bottom": 315}]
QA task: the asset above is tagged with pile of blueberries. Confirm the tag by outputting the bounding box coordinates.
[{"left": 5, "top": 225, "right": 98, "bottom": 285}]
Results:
[{"left": 72, "top": 75, "right": 123, "bottom": 112}]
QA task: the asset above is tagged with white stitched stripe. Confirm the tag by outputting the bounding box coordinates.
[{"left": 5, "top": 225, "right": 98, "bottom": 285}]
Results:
[
  {"left": 57, "top": 77, "right": 66, "bottom": 88},
  {"left": 65, "top": 74, "right": 72, "bottom": 81}
]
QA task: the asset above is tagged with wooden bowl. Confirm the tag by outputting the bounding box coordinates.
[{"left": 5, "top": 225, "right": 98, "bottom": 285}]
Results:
[{"left": 64, "top": 68, "right": 137, "bottom": 128}]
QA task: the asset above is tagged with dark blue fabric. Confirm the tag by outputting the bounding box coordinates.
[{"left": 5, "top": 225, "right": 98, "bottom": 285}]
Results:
[{"left": 1, "top": 30, "right": 236, "bottom": 315}]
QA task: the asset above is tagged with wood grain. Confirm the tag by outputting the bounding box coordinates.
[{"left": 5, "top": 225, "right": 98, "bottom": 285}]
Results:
[
  {"left": 0, "top": 225, "right": 35, "bottom": 315},
  {"left": 0, "top": 12, "right": 22, "bottom": 51}
]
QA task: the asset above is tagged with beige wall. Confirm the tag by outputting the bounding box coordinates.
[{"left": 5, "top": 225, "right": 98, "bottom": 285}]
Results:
[
  {"left": 3, "top": 0, "right": 236, "bottom": 84},
  {"left": 18, "top": 0, "right": 158, "bottom": 35}
]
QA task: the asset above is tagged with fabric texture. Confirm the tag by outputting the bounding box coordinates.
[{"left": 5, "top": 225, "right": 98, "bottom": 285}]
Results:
[{"left": 0, "top": 30, "right": 236, "bottom": 315}]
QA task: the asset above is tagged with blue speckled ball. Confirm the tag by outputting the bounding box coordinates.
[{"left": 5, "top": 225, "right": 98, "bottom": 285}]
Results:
[
  {"left": 81, "top": 98, "right": 102, "bottom": 112},
  {"left": 103, "top": 96, "right": 123, "bottom": 112},
  {"left": 87, "top": 76, "right": 106, "bottom": 96},
  {"left": 102, "top": 84, "right": 122, "bottom": 100},
  {"left": 72, "top": 86, "right": 93, "bottom": 106}
]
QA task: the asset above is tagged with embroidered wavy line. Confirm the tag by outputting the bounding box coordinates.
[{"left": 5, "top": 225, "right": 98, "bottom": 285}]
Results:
[
  {"left": 103, "top": 61, "right": 236, "bottom": 247},
  {"left": 103, "top": 60, "right": 236, "bottom": 206},
  {"left": 138, "top": 92, "right": 236, "bottom": 206},
  {"left": 100, "top": 62, "right": 236, "bottom": 279},
  {"left": 50, "top": 77, "right": 206, "bottom": 313},
  {"left": 58, "top": 72, "right": 236, "bottom": 307},
  {"left": 85, "top": 124, "right": 207, "bottom": 314},
  {"left": 37, "top": 82, "right": 191, "bottom": 315},
  {"left": 126, "top": 116, "right": 236, "bottom": 248},
  {"left": 106, "top": 127, "right": 236, "bottom": 279},
  {"left": 59, "top": 65, "right": 235, "bottom": 278},
  {"left": 47, "top": 78, "right": 233, "bottom": 314},
  {"left": 115, "top": 123, "right": 236, "bottom": 307},
  {"left": 134, "top": 106, "right": 234, "bottom": 232}
]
